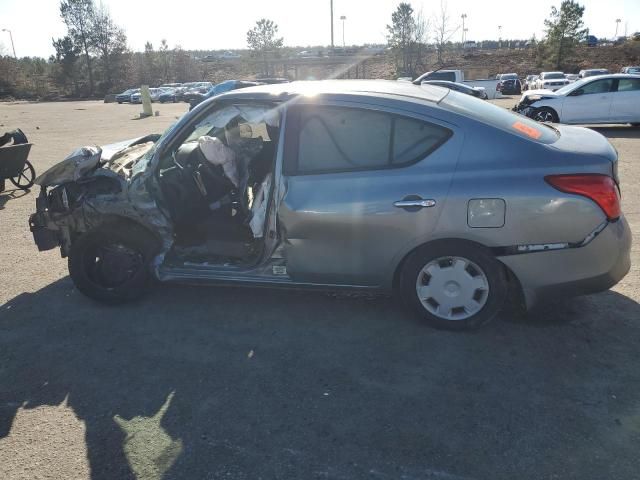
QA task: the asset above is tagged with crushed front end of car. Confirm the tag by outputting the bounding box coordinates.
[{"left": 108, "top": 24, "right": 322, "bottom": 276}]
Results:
[
  {"left": 513, "top": 90, "right": 560, "bottom": 118},
  {"left": 28, "top": 135, "right": 172, "bottom": 259}
]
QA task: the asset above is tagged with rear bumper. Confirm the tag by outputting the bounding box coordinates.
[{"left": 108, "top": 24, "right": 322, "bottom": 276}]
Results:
[{"left": 498, "top": 217, "right": 632, "bottom": 309}]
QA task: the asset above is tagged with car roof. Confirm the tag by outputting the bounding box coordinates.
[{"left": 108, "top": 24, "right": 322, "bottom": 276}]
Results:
[
  {"left": 582, "top": 74, "right": 640, "bottom": 79},
  {"left": 219, "top": 79, "right": 448, "bottom": 104}
]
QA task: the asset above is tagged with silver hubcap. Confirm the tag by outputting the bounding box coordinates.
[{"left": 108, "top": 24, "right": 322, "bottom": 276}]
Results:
[{"left": 415, "top": 256, "right": 490, "bottom": 321}]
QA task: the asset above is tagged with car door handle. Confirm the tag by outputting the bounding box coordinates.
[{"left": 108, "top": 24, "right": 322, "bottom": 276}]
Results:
[{"left": 394, "top": 199, "right": 436, "bottom": 208}]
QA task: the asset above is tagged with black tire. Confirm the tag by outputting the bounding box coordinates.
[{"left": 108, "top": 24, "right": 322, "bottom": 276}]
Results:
[
  {"left": 399, "top": 241, "right": 508, "bottom": 330},
  {"left": 68, "top": 223, "right": 160, "bottom": 303},
  {"left": 532, "top": 107, "right": 559, "bottom": 123},
  {"left": 9, "top": 160, "right": 35, "bottom": 190}
]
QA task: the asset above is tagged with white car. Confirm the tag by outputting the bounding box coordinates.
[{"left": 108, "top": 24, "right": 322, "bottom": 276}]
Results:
[
  {"left": 578, "top": 68, "right": 609, "bottom": 79},
  {"left": 565, "top": 74, "right": 579, "bottom": 83},
  {"left": 514, "top": 74, "right": 640, "bottom": 125},
  {"left": 534, "top": 72, "right": 570, "bottom": 91}
]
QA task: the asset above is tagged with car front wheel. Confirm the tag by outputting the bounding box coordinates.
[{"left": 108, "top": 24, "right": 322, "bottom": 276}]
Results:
[
  {"left": 400, "top": 242, "right": 508, "bottom": 330},
  {"left": 532, "top": 107, "right": 559, "bottom": 123},
  {"left": 68, "top": 224, "right": 159, "bottom": 303}
]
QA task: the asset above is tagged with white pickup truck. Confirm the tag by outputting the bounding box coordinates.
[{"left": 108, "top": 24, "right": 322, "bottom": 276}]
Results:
[{"left": 412, "top": 70, "right": 503, "bottom": 99}]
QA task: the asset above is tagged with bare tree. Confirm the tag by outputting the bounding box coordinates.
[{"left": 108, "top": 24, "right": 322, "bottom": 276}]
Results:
[
  {"left": 91, "top": 4, "right": 128, "bottom": 91},
  {"left": 60, "top": 0, "right": 96, "bottom": 95},
  {"left": 432, "top": 0, "right": 458, "bottom": 64},
  {"left": 159, "top": 39, "right": 171, "bottom": 83}
]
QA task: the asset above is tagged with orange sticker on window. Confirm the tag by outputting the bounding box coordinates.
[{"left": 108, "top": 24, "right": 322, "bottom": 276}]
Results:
[{"left": 512, "top": 121, "right": 542, "bottom": 140}]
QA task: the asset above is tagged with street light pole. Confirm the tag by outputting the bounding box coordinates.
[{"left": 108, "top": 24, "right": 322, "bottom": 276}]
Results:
[
  {"left": 330, "top": 0, "right": 334, "bottom": 50},
  {"left": 498, "top": 25, "right": 502, "bottom": 49},
  {"left": 461, "top": 14, "right": 467, "bottom": 44},
  {"left": 1, "top": 29, "right": 17, "bottom": 59},
  {"left": 340, "top": 16, "right": 346, "bottom": 48},
  {"left": 615, "top": 18, "right": 621, "bottom": 38}
]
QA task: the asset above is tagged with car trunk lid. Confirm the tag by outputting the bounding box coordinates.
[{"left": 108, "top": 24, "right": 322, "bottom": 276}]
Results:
[{"left": 548, "top": 125, "right": 619, "bottom": 183}]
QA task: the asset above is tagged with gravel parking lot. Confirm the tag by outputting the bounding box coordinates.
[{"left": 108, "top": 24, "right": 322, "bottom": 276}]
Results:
[{"left": 0, "top": 98, "right": 639, "bottom": 480}]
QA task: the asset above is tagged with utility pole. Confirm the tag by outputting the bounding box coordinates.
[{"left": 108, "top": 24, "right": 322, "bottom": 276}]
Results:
[
  {"left": 461, "top": 14, "right": 467, "bottom": 44},
  {"left": 330, "top": 0, "right": 334, "bottom": 50},
  {"left": 1, "top": 29, "right": 16, "bottom": 59}
]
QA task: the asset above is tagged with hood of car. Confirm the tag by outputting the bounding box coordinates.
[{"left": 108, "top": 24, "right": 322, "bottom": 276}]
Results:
[
  {"left": 35, "top": 135, "right": 159, "bottom": 187},
  {"left": 521, "top": 89, "right": 559, "bottom": 100}
]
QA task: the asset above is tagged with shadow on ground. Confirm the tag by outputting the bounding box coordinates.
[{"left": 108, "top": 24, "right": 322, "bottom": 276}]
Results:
[
  {"left": 590, "top": 125, "right": 640, "bottom": 139},
  {"left": 1, "top": 279, "right": 640, "bottom": 479},
  {"left": 0, "top": 187, "right": 30, "bottom": 209}
]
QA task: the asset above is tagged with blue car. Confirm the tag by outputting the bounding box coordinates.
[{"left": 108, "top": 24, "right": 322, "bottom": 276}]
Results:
[
  {"left": 158, "top": 88, "right": 178, "bottom": 103},
  {"left": 188, "top": 80, "right": 261, "bottom": 110},
  {"left": 115, "top": 88, "right": 137, "bottom": 104}
]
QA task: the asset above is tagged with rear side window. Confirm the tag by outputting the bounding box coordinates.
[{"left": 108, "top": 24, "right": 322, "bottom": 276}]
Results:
[
  {"left": 443, "top": 91, "right": 559, "bottom": 144},
  {"left": 617, "top": 78, "right": 640, "bottom": 92},
  {"left": 292, "top": 106, "right": 451, "bottom": 174}
]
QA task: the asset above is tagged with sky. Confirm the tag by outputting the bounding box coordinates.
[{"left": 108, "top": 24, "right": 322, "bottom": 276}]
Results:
[{"left": 0, "top": 0, "right": 638, "bottom": 58}]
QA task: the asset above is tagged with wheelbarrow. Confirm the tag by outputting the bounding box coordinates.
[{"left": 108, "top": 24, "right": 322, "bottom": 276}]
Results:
[{"left": 0, "top": 129, "right": 35, "bottom": 192}]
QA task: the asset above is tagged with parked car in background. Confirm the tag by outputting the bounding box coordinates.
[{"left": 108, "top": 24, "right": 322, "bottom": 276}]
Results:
[
  {"left": 116, "top": 88, "right": 138, "bottom": 104},
  {"left": 188, "top": 80, "right": 262, "bottom": 109},
  {"left": 160, "top": 83, "right": 182, "bottom": 89},
  {"left": 565, "top": 73, "right": 579, "bottom": 83},
  {"left": 413, "top": 70, "right": 502, "bottom": 99},
  {"left": 159, "top": 88, "right": 179, "bottom": 103},
  {"left": 29, "top": 80, "right": 630, "bottom": 330},
  {"left": 586, "top": 35, "right": 598, "bottom": 47},
  {"left": 514, "top": 74, "right": 640, "bottom": 125},
  {"left": 497, "top": 74, "right": 522, "bottom": 95},
  {"left": 255, "top": 78, "right": 290, "bottom": 85},
  {"left": 218, "top": 51, "right": 241, "bottom": 59},
  {"left": 534, "top": 72, "right": 570, "bottom": 91},
  {"left": 620, "top": 66, "right": 640, "bottom": 74},
  {"left": 131, "top": 88, "right": 164, "bottom": 103},
  {"left": 578, "top": 69, "right": 609, "bottom": 78},
  {"left": 182, "top": 82, "right": 214, "bottom": 104},
  {"left": 422, "top": 80, "right": 488, "bottom": 99},
  {"left": 523, "top": 75, "right": 538, "bottom": 91}
]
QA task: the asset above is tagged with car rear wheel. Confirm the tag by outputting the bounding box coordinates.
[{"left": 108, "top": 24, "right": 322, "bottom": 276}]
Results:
[
  {"left": 532, "top": 107, "right": 559, "bottom": 123},
  {"left": 68, "top": 224, "right": 159, "bottom": 303},
  {"left": 400, "top": 242, "right": 508, "bottom": 330}
]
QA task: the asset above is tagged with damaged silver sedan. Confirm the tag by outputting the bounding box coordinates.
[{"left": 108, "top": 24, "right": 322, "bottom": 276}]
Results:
[{"left": 29, "top": 81, "right": 631, "bottom": 330}]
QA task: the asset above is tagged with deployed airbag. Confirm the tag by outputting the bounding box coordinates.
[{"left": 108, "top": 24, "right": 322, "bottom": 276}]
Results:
[{"left": 198, "top": 136, "right": 239, "bottom": 187}]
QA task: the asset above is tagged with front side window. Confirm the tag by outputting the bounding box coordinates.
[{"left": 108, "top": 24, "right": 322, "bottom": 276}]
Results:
[
  {"left": 580, "top": 79, "right": 614, "bottom": 95},
  {"left": 293, "top": 106, "right": 451, "bottom": 175}
]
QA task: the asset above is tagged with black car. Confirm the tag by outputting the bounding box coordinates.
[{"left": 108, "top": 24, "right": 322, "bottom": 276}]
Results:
[
  {"left": 421, "top": 80, "right": 488, "bottom": 99},
  {"left": 115, "top": 88, "right": 137, "bottom": 104},
  {"left": 498, "top": 78, "right": 522, "bottom": 95},
  {"left": 188, "top": 80, "right": 263, "bottom": 110}
]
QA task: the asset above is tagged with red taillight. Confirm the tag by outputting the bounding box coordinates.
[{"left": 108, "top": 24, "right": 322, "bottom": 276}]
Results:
[{"left": 545, "top": 174, "right": 621, "bottom": 220}]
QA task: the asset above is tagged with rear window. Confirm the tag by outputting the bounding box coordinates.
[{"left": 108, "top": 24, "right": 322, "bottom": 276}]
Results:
[
  {"left": 443, "top": 91, "right": 559, "bottom": 144},
  {"left": 544, "top": 73, "right": 565, "bottom": 79}
]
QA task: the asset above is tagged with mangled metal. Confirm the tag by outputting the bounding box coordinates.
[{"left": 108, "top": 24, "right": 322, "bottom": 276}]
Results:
[{"left": 30, "top": 136, "right": 173, "bottom": 260}]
